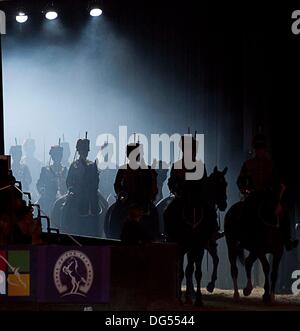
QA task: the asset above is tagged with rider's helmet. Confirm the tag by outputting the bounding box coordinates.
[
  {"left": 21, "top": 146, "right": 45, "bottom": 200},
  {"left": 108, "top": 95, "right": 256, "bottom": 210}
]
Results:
[
  {"left": 49, "top": 145, "right": 63, "bottom": 163},
  {"left": 76, "top": 138, "right": 90, "bottom": 152}
]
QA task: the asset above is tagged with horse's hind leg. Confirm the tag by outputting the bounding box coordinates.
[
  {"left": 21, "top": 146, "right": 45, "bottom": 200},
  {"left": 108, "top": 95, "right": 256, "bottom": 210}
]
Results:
[
  {"left": 206, "top": 244, "right": 219, "bottom": 293},
  {"left": 194, "top": 249, "right": 205, "bottom": 306},
  {"left": 270, "top": 250, "right": 283, "bottom": 302},
  {"left": 243, "top": 252, "right": 257, "bottom": 296},
  {"left": 185, "top": 252, "right": 195, "bottom": 304},
  {"left": 259, "top": 254, "right": 271, "bottom": 303},
  {"left": 227, "top": 242, "right": 240, "bottom": 300}
]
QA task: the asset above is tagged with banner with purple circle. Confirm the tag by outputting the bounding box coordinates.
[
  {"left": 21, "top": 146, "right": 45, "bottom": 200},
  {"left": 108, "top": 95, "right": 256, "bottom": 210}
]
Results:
[{"left": 36, "top": 246, "right": 110, "bottom": 303}]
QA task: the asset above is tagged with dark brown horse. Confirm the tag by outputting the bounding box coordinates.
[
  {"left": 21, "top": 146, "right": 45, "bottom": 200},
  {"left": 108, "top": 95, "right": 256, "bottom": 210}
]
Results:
[
  {"left": 224, "top": 196, "right": 285, "bottom": 303},
  {"left": 164, "top": 166, "right": 228, "bottom": 306}
]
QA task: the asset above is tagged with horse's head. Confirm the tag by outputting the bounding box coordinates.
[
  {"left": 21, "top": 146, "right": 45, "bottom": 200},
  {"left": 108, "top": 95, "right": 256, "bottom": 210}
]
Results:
[{"left": 209, "top": 166, "right": 228, "bottom": 211}]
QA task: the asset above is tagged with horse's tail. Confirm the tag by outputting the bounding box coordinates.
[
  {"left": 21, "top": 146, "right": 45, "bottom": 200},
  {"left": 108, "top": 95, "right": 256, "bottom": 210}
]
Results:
[{"left": 237, "top": 244, "right": 245, "bottom": 266}]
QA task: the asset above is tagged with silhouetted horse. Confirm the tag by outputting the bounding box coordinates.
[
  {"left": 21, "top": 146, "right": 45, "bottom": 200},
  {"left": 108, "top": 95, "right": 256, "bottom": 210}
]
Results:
[
  {"left": 51, "top": 191, "right": 108, "bottom": 237},
  {"left": 225, "top": 194, "right": 285, "bottom": 303},
  {"left": 164, "top": 166, "right": 228, "bottom": 306},
  {"left": 104, "top": 198, "right": 159, "bottom": 241},
  {"left": 157, "top": 194, "right": 222, "bottom": 295}
]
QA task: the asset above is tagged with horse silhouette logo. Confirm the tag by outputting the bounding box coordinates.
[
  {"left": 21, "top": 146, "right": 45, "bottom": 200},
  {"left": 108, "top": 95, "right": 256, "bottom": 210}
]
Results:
[{"left": 53, "top": 250, "right": 94, "bottom": 297}]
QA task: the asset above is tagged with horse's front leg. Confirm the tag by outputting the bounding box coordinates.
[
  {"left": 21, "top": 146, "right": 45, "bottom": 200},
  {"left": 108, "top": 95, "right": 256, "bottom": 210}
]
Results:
[
  {"left": 227, "top": 241, "right": 240, "bottom": 301},
  {"left": 270, "top": 250, "right": 283, "bottom": 302},
  {"left": 185, "top": 251, "right": 195, "bottom": 304},
  {"left": 243, "top": 252, "right": 257, "bottom": 296},
  {"left": 177, "top": 249, "right": 185, "bottom": 303},
  {"left": 194, "top": 248, "right": 205, "bottom": 306},
  {"left": 206, "top": 243, "right": 219, "bottom": 293},
  {"left": 259, "top": 254, "right": 271, "bottom": 303}
]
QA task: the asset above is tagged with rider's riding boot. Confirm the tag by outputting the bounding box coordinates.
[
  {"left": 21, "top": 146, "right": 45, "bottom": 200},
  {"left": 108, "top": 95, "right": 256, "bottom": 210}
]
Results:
[{"left": 285, "top": 239, "right": 299, "bottom": 251}]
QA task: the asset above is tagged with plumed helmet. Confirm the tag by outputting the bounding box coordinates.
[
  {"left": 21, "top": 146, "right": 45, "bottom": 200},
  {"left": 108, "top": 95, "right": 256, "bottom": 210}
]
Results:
[
  {"left": 76, "top": 139, "right": 90, "bottom": 152},
  {"left": 49, "top": 145, "right": 63, "bottom": 156}
]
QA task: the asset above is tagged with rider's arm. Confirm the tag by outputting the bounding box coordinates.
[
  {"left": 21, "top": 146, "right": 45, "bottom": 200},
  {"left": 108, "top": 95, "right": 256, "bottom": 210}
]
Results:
[
  {"left": 36, "top": 167, "right": 46, "bottom": 195},
  {"left": 167, "top": 165, "right": 177, "bottom": 195},
  {"left": 237, "top": 162, "right": 250, "bottom": 194},
  {"left": 66, "top": 164, "right": 74, "bottom": 191},
  {"left": 24, "top": 165, "right": 32, "bottom": 187},
  {"left": 92, "top": 161, "right": 99, "bottom": 190}
]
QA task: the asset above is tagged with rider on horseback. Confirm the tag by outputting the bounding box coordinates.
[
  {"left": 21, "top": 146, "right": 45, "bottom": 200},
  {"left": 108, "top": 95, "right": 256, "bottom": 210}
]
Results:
[
  {"left": 114, "top": 142, "right": 159, "bottom": 242},
  {"left": 165, "top": 135, "right": 223, "bottom": 242},
  {"left": 36, "top": 144, "right": 67, "bottom": 215},
  {"left": 10, "top": 143, "right": 32, "bottom": 192},
  {"left": 237, "top": 133, "right": 298, "bottom": 251},
  {"left": 66, "top": 137, "right": 100, "bottom": 216}
]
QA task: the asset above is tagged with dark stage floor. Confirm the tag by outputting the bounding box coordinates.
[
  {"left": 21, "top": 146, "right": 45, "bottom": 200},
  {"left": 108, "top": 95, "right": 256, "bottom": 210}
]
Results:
[{"left": 1, "top": 288, "right": 300, "bottom": 311}]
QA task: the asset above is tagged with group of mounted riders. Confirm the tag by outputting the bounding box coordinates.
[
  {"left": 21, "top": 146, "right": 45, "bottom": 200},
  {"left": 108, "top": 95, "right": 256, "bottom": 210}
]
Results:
[{"left": 5, "top": 131, "right": 299, "bottom": 304}]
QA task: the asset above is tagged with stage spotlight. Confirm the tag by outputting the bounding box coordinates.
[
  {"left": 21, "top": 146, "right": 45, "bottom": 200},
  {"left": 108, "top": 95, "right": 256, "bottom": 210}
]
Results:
[
  {"left": 16, "top": 12, "right": 28, "bottom": 23},
  {"left": 44, "top": 3, "right": 58, "bottom": 20},
  {"left": 90, "top": 7, "right": 103, "bottom": 17},
  {"left": 45, "top": 10, "right": 58, "bottom": 20}
]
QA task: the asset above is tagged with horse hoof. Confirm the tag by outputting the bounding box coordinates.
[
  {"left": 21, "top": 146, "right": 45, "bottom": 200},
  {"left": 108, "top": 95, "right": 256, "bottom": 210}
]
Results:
[
  {"left": 206, "top": 282, "right": 215, "bottom": 293},
  {"left": 243, "top": 286, "right": 253, "bottom": 297},
  {"left": 178, "top": 298, "right": 184, "bottom": 306},
  {"left": 270, "top": 294, "right": 275, "bottom": 303},
  {"left": 263, "top": 293, "right": 271, "bottom": 304},
  {"left": 233, "top": 291, "right": 240, "bottom": 301}
]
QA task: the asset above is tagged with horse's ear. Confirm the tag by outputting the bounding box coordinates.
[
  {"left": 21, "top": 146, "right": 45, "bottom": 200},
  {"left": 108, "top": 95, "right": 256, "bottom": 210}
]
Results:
[
  {"left": 222, "top": 167, "right": 228, "bottom": 175},
  {"left": 213, "top": 166, "right": 218, "bottom": 173}
]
